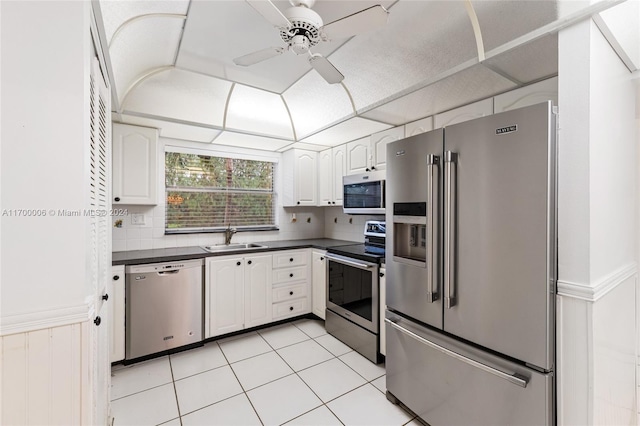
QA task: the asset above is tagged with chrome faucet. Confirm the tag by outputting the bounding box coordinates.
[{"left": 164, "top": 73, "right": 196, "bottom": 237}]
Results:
[{"left": 224, "top": 224, "right": 237, "bottom": 245}]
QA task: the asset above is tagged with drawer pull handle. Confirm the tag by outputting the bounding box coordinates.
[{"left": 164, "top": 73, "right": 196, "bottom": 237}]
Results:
[
  {"left": 289, "top": 291, "right": 293, "bottom": 296},
  {"left": 236, "top": 261, "right": 241, "bottom": 266},
  {"left": 289, "top": 306, "right": 294, "bottom": 311},
  {"left": 289, "top": 273, "right": 294, "bottom": 278},
  {"left": 289, "top": 258, "right": 294, "bottom": 262}
]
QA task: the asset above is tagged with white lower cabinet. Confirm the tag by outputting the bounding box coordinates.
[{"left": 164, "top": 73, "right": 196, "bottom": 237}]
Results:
[
  {"left": 206, "top": 254, "right": 274, "bottom": 338},
  {"left": 312, "top": 250, "right": 327, "bottom": 319},
  {"left": 379, "top": 266, "right": 386, "bottom": 356},
  {"left": 109, "top": 265, "right": 125, "bottom": 363}
]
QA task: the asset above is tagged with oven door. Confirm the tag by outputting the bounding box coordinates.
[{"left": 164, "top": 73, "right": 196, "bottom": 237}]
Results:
[{"left": 325, "top": 253, "right": 379, "bottom": 333}]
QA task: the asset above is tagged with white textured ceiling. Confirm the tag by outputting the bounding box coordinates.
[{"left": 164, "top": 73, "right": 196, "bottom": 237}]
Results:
[{"left": 97, "top": 0, "right": 589, "bottom": 151}]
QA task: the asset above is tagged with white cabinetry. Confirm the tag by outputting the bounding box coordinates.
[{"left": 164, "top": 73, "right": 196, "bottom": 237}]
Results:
[
  {"left": 405, "top": 116, "right": 434, "bottom": 137},
  {"left": 282, "top": 149, "right": 317, "bottom": 206},
  {"left": 434, "top": 98, "right": 493, "bottom": 128},
  {"left": 109, "top": 265, "right": 125, "bottom": 363},
  {"left": 370, "top": 127, "right": 404, "bottom": 171},
  {"left": 493, "top": 77, "right": 558, "bottom": 113},
  {"left": 271, "top": 250, "right": 311, "bottom": 320},
  {"left": 346, "top": 127, "right": 403, "bottom": 175},
  {"left": 318, "top": 145, "right": 346, "bottom": 206},
  {"left": 206, "top": 254, "right": 273, "bottom": 338},
  {"left": 112, "top": 123, "right": 158, "bottom": 205},
  {"left": 379, "top": 266, "right": 386, "bottom": 356},
  {"left": 312, "top": 250, "right": 327, "bottom": 319}
]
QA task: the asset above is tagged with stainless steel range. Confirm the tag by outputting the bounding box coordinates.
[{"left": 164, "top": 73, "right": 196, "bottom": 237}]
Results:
[{"left": 325, "top": 220, "right": 386, "bottom": 363}]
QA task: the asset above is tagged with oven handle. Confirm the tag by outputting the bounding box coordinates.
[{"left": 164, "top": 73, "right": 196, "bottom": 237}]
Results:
[{"left": 325, "top": 254, "right": 376, "bottom": 270}]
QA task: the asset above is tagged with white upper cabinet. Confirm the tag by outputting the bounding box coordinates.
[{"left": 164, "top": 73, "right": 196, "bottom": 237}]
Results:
[
  {"left": 317, "top": 145, "right": 346, "bottom": 206},
  {"left": 112, "top": 123, "right": 158, "bottom": 205},
  {"left": 405, "top": 116, "right": 434, "bottom": 137},
  {"left": 493, "top": 77, "right": 558, "bottom": 113},
  {"left": 370, "top": 126, "right": 404, "bottom": 171},
  {"left": 346, "top": 137, "right": 371, "bottom": 175},
  {"left": 282, "top": 149, "right": 317, "bottom": 206},
  {"left": 434, "top": 98, "right": 494, "bottom": 129}
]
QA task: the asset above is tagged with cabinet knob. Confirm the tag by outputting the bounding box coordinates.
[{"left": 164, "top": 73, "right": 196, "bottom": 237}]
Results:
[
  {"left": 328, "top": 201, "right": 331, "bottom": 205},
  {"left": 297, "top": 201, "right": 300, "bottom": 205},
  {"left": 289, "top": 258, "right": 293, "bottom": 262},
  {"left": 332, "top": 201, "right": 336, "bottom": 204},
  {"left": 94, "top": 316, "right": 101, "bottom": 326},
  {"left": 379, "top": 272, "right": 385, "bottom": 277},
  {"left": 102, "top": 294, "right": 109, "bottom": 301},
  {"left": 289, "top": 291, "right": 294, "bottom": 296},
  {"left": 365, "top": 168, "right": 370, "bottom": 172},
  {"left": 236, "top": 261, "right": 241, "bottom": 266},
  {"left": 289, "top": 306, "right": 294, "bottom": 311},
  {"left": 114, "top": 197, "right": 120, "bottom": 202},
  {"left": 320, "top": 257, "right": 324, "bottom": 261},
  {"left": 248, "top": 260, "right": 252, "bottom": 265},
  {"left": 113, "top": 275, "right": 120, "bottom": 281},
  {"left": 371, "top": 166, "right": 376, "bottom": 170},
  {"left": 289, "top": 273, "right": 293, "bottom": 278}
]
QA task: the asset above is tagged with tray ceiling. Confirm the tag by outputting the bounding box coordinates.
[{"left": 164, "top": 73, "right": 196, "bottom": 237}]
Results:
[{"left": 96, "top": 0, "right": 603, "bottom": 151}]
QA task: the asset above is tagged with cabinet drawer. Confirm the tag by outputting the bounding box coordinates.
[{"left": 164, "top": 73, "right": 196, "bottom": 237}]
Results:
[
  {"left": 273, "top": 251, "right": 308, "bottom": 268},
  {"left": 272, "top": 298, "right": 308, "bottom": 320},
  {"left": 272, "top": 265, "right": 308, "bottom": 284},
  {"left": 273, "top": 283, "right": 308, "bottom": 303}
]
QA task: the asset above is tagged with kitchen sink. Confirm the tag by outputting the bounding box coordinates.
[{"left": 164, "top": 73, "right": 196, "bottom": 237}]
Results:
[{"left": 201, "top": 243, "right": 268, "bottom": 253}]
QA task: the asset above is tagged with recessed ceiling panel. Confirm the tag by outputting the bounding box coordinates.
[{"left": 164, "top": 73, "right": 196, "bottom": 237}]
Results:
[
  {"left": 124, "top": 68, "right": 232, "bottom": 127},
  {"left": 472, "top": 0, "right": 558, "bottom": 52},
  {"left": 213, "top": 132, "right": 293, "bottom": 152},
  {"left": 99, "top": 0, "right": 189, "bottom": 44},
  {"left": 226, "top": 85, "right": 293, "bottom": 139},
  {"left": 299, "top": 117, "right": 391, "bottom": 147},
  {"left": 361, "top": 65, "right": 516, "bottom": 125},
  {"left": 283, "top": 71, "right": 355, "bottom": 139},
  {"left": 328, "top": 1, "right": 478, "bottom": 111},
  {"left": 118, "top": 114, "right": 221, "bottom": 143},
  {"left": 176, "top": 0, "right": 393, "bottom": 93},
  {"left": 483, "top": 33, "right": 558, "bottom": 84},
  {"left": 110, "top": 16, "right": 184, "bottom": 103}
]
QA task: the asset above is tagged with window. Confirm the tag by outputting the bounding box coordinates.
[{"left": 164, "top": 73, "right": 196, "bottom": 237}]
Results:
[{"left": 165, "top": 151, "right": 277, "bottom": 233}]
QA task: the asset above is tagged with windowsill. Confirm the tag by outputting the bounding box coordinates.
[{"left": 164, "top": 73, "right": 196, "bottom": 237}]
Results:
[{"left": 165, "top": 226, "right": 279, "bottom": 235}]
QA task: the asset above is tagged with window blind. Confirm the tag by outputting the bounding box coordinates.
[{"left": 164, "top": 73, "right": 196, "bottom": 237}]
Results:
[{"left": 165, "top": 152, "right": 277, "bottom": 233}]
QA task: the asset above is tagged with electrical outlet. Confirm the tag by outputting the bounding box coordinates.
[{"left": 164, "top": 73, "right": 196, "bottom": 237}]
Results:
[{"left": 131, "top": 213, "right": 145, "bottom": 225}]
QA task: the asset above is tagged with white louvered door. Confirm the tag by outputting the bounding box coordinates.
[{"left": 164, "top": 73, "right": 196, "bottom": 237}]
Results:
[{"left": 89, "top": 56, "right": 112, "bottom": 426}]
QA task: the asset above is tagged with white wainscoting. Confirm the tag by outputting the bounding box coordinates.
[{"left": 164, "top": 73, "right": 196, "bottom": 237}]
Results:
[
  {"left": 0, "top": 321, "right": 92, "bottom": 425},
  {"left": 557, "top": 266, "right": 638, "bottom": 425}
]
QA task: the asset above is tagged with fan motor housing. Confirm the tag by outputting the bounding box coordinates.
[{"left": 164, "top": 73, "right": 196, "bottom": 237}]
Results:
[{"left": 280, "top": 6, "right": 323, "bottom": 53}]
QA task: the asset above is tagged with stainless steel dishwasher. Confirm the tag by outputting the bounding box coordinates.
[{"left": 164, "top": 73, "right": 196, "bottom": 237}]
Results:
[{"left": 125, "top": 259, "right": 204, "bottom": 360}]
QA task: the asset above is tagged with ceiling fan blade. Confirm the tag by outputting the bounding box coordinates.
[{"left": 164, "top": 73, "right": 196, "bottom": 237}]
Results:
[
  {"left": 309, "top": 54, "right": 344, "bottom": 84},
  {"left": 234, "top": 47, "right": 285, "bottom": 66},
  {"left": 246, "top": 0, "right": 291, "bottom": 29},
  {"left": 321, "top": 5, "right": 389, "bottom": 40}
]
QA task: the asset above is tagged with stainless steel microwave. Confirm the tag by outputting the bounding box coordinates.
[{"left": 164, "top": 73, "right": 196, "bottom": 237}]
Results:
[{"left": 342, "top": 171, "right": 386, "bottom": 214}]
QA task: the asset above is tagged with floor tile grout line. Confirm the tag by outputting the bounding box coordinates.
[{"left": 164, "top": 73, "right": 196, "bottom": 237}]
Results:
[{"left": 167, "top": 354, "right": 184, "bottom": 426}]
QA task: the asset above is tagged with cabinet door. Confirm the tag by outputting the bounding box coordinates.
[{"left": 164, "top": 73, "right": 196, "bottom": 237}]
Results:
[
  {"left": 346, "top": 137, "right": 371, "bottom": 175},
  {"left": 493, "top": 77, "right": 557, "bottom": 113},
  {"left": 332, "top": 145, "right": 346, "bottom": 206},
  {"left": 244, "top": 255, "right": 273, "bottom": 328},
  {"left": 109, "top": 265, "right": 125, "bottom": 363},
  {"left": 312, "top": 250, "right": 327, "bottom": 319},
  {"left": 370, "top": 127, "right": 404, "bottom": 171},
  {"left": 434, "top": 98, "right": 493, "bottom": 129},
  {"left": 112, "top": 123, "right": 158, "bottom": 205},
  {"left": 318, "top": 149, "right": 333, "bottom": 206},
  {"left": 207, "top": 257, "right": 245, "bottom": 337},
  {"left": 295, "top": 151, "right": 317, "bottom": 205}
]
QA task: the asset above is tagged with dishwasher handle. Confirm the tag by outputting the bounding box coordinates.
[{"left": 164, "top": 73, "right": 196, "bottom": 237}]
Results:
[{"left": 157, "top": 270, "right": 180, "bottom": 275}]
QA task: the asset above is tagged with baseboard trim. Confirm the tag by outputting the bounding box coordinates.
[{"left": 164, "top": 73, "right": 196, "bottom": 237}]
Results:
[{"left": 557, "top": 262, "right": 637, "bottom": 302}]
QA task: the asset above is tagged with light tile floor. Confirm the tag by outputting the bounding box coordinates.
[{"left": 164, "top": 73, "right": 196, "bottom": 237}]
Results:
[{"left": 111, "top": 319, "right": 419, "bottom": 426}]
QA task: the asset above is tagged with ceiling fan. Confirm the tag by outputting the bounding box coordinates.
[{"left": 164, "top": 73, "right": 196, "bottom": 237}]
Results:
[{"left": 233, "top": 0, "right": 390, "bottom": 84}]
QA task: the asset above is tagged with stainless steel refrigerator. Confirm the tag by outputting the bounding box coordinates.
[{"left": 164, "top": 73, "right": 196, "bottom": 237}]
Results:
[{"left": 385, "top": 102, "right": 556, "bottom": 425}]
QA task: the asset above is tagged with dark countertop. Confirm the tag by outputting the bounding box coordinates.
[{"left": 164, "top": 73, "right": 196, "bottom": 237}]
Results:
[{"left": 112, "top": 238, "right": 359, "bottom": 266}]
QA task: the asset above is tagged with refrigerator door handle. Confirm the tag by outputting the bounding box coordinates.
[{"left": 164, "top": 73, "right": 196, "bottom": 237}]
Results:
[
  {"left": 385, "top": 318, "right": 529, "bottom": 388},
  {"left": 444, "top": 151, "right": 457, "bottom": 309},
  {"left": 426, "top": 154, "right": 439, "bottom": 303}
]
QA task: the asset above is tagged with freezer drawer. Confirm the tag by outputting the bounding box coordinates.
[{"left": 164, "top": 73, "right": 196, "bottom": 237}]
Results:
[{"left": 385, "top": 312, "right": 553, "bottom": 426}]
